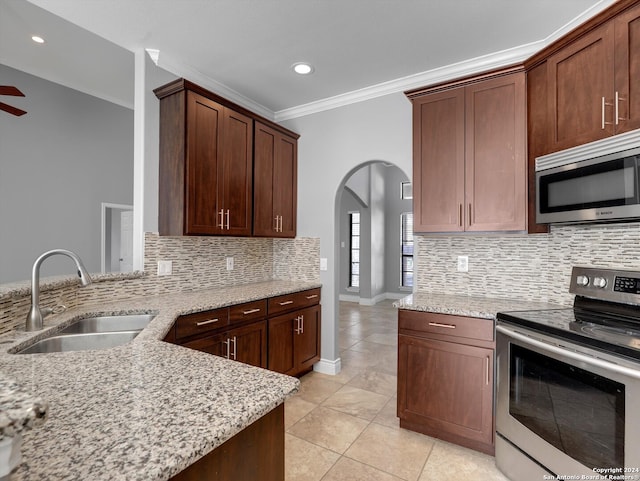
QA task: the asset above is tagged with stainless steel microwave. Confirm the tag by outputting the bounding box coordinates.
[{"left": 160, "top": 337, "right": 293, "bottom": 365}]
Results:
[{"left": 536, "top": 145, "right": 640, "bottom": 224}]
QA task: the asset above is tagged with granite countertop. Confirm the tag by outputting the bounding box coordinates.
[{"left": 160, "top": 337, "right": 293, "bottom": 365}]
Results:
[
  {"left": 394, "top": 291, "right": 568, "bottom": 319},
  {"left": 0, "top": 279, "right": 320, "bottom": 481}
]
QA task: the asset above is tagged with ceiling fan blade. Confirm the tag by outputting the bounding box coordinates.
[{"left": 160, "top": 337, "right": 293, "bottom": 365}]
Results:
[
  {"left": 0, "top": 86, "right": 25, "bottom": 97},
  {"left": 0, "top": 101, "right": 27, "bottom": 116}
]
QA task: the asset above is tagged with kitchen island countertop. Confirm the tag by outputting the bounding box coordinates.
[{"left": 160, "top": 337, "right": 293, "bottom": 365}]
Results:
[{"left": 0, "top": 279, "right": 320, "bottom": 481}]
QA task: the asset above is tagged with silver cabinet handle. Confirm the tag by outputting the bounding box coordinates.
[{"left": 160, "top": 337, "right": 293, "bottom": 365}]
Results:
[
  {"left": 305, "top": 294, "right": 318, "bottom": 300},
  {"left": 225, "top": 209, "right": 230, "bottom": 230},
  {"left": 279, "top": 300, "right": 294, "bottom": 306},
  {"left": 243, "top": 308, "right": 261, "bottom": 315},
  {"left": 616, "top": 91, "right": 620, "bottom": 126},
  {"left": 294, "top": 315, "right": 303, "bottom": 334},
  {"left": 485, "top": 356, "right": 490, "bottom": 386},
  {"left": 602, "top": 96, "right": 606, "bottom": 129},
  {"left": 428, "top": 322, "right": 456, "bottom": 329},
  {"left": 300, "top": 315, "right": 304, "bottom": 334},
  {"left": 274, "top": 216, "right": 279, "bottom": 232},
  {"left": 218, "top": 209, "right": 225, "bottom": 229},
  {"left": 231, "top": 336, "right": 237, "bottom": 360},
  {"left": 458, "top": 204, "right": 463, "bottom": 227},
  {"left": 196, "top": 318, "right": 220, "bottom": 326},
  {"left": 223, "top": 338, "right": 231, "bottom": 359}
]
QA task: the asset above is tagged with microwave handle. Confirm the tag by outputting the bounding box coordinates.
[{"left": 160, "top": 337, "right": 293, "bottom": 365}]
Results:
[{"left": 496, "top": 324, "right": 640, "bottom": 380}]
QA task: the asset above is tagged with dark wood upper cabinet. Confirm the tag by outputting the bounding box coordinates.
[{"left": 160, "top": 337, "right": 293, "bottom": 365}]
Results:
[
  {"left": 528, "top": 0, "right": 640, "bottom": 156},
  {"left": 254, "top": 122, "right": 298, "bottom": 238},
  {"left": 154, "top": 79, "right": 298, "bottom": 238},
  {"left": 407, "top": 69, "right": 526, "bottom": 233}
]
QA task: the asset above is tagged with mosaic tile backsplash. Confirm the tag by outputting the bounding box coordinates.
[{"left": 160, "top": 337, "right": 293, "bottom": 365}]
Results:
[
  {"left": 415, "top": 221, "right": 640, "bottom": 306},
  {"left": 0, "top": 234, "right": 320, "bottom": 335}
]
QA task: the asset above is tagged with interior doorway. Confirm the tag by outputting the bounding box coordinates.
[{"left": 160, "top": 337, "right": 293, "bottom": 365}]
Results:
[
  {"left": 335, "top": 161, "right": 412, "bottom": 306},
  {"left": 101, "top": 203, "right": 134, "bottom": 273}
]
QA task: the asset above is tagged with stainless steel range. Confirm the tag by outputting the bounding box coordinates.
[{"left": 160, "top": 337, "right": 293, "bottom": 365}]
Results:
[{"left": 496, "top": 267, "right": 640, "bottom": 481}]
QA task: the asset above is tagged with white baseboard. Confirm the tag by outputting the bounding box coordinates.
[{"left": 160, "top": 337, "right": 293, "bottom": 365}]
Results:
[
  {"left": 313, "top": 357, "right": 342, "bottom": 375},
  {"left": 339, "top": 291, "right": 410, "bottom": 305}
]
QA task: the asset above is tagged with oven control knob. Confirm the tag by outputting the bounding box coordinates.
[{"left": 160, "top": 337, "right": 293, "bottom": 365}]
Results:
[
  {"left": 576, "top": 275, "right": 589, "bottom": 286},
  {"left": 593, "top": 277, "right": 607, "bottom": 288}
]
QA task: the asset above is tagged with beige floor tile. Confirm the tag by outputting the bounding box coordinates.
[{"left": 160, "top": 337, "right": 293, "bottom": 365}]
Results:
[
  {"left": 287, "top": 406, "right": 369, "bottom": 454},
  {"left": 349, "top": 340, "right": 397, "bottom": 354},
  {"left": 323, "top": 385, "right": 389, "bottom": 421},
  {"left": 372, "top": 350, "right": 398, "bottom": 375},
  {"left": 372, "top": 397, "right": 400, "bottom": 428},
  {"left": 345, "top": 422, "right": 434, "bottom": 481},
  {"left": 419, "top": 441, "right": 509, "bottom": 481},
  {"left": 285, "top": 396, "right": 317, "bottom": 430},
  {"left": 348, "top": 370, "right": 397, "bottom": 396},
  {"left": 364, "top": 332, "right": 398, "bottom": 346},
  {"left": 285, "top": 434, "right": 340, "bottom": 481},
  {"left": 322, "top": 457, "right": 404, "bottom": 481},
  {"left": 297, "top": 374, "right": 344, "bottom": 404}
]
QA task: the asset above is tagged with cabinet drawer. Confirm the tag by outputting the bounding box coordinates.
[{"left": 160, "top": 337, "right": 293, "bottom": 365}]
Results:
[
  {"left": 175, "top": 308, "right": 229, "bottom": 340},
  {"left": 268, "top": 288, "right": 321, "bottom": 316},
  {"left": 398, "top": 310, "right": 493, "bottom": 342},
  {"left": 230, "top": 299, "right": 268, "bottom": 324}
]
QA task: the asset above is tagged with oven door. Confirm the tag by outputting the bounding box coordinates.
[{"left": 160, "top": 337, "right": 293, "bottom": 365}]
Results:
[
  {"left": 536, "top": 149, "right": 640, "bottom": 224},
  {"left": 496, "top": 324, "right": 640, "bottom": 481}
]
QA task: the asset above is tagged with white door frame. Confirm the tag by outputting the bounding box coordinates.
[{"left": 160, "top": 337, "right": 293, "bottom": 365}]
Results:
[{"left": 101, "top": 202, "right": 134, "bottom": 273}]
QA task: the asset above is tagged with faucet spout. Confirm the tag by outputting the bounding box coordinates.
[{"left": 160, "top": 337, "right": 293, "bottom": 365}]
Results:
[{"left": 26, "top": 249, "right": 93, "bottom": 331}]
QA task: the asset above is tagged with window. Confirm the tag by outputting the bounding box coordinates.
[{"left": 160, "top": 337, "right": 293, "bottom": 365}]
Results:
[
  {"left": 401, "top": 182, "right": 413, "bottom": 200},
  {"left": 349, "top": 212, "right": 360, "bottom": 288},
  {"left": 401, "top": 212, "right": 413, "bottom": 287}
]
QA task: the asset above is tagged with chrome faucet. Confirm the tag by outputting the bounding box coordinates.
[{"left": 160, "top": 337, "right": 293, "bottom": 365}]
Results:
[{"left": 26, "top": 249, "right": 92, "bottom": 331}]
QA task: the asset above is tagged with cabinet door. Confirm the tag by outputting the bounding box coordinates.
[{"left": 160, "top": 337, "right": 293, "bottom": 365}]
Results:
[
  {"left": 180, "top": 332, "right": 227, "bottom": 357},
  {"left": 267, "top": 314, "right": 295, "bottom": 375},
  {"left": 185, "top": 92, "right": 224, "bottom": 235},
  {"left": 546, "top": 22, "right": 615, "bottom": 152},
  {"left": 228, "top": 321, "right": 267, "bottom": 368},
  {"left": 218, "top": 108, "right": 253, "bottom": 236},
  {"left": 465, "top": 73, "right": 526, "bottom": 231},
  {"left": 614, "top": 2, "right": 640, "bottom": 134},
  {"left": 397, "top": 334, "right": 494, "bottom": 451},
  {"left": 412, "top": 88, "right": 465, "bottom": 232},
  {"left": 273, "top": 134, "right": 297, "bottom": 238},
  {"left": 295, "top": 306, "right": 321, "bottom": 372},
  {"left": 253, "top": 122, "right": 297, "bottom": 238}
]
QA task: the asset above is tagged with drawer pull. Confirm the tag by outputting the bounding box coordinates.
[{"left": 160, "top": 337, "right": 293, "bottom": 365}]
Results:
[
  {"left": 279, "top": 300, "right": 294, "bottom": 306},
  {"left": 305, "top": 294, "right": 318, "bottom": 300},
  {"left": 196, "top": 318, "right": 220, "bottom": 326},
  {"left": 428, "top": 322, "right": 456, "bottom": 329},
  {"left": 243, "top": 308, "right": 261, "bottom": 315}
]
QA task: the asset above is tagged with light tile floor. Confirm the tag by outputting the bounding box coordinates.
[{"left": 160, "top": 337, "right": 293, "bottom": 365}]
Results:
[{"left": 284, "top": 300, "right": 511, "bottom": 481}]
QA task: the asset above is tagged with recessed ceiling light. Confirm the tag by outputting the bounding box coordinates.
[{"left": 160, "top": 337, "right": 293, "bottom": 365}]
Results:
[
  {"left": 292, "top": 62, "right": 314, "bottom": 75},
  {"left": 31, "top": 36, "right": 45, "bottom": 44}
]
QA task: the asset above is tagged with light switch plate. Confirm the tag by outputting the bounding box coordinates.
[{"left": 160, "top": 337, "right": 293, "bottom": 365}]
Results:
[{"left": 320, "top": 258, "right": 328, "bottom": 271}]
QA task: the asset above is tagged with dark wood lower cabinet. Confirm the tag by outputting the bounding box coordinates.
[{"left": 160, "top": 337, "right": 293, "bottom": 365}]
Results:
[
  {"left": 397, "top": 310, "right": 495, "bottom": 455},
  {"left": 267, "top": 305, "right": 320, "bottom": 376},
  {"left": 170, "top": 403, "right": 284, "bottom": 481}
]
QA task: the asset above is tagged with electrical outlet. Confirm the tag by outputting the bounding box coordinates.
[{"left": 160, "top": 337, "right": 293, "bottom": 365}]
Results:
[
  {"left": 157, "top": 260, "right": 172, "bottom": 276},
  {"left": 457, "top": 255, "right": 469, "bottom": 273},
  {"left": 226, "top": 257, "right": 234, "bottom": 271}
]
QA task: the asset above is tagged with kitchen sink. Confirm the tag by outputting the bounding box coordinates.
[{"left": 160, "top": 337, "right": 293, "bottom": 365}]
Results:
[
  {"left": 16, "top": 331, "right": 141, "bottom": 354},
  {"left": 14, "top": 313, "right": 156, "bottom": 354},
  {"left": 57, "top": 314, "right": 155, "bottom": 334}
]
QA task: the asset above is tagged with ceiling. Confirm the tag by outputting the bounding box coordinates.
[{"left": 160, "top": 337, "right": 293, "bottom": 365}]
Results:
[{"left": 2, "top": 0, "right": 617, "bottom": 121}]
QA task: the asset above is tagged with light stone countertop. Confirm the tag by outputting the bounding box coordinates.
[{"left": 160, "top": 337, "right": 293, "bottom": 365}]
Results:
[
  {"left": 394, "top": 291, "right": 569, "bottom": 319},
  {"left": 0, "top": 279, "right": 320, "bottom": 481}
]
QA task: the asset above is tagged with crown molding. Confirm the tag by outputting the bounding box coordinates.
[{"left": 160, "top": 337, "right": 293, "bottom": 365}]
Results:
[{"left": 150, "top": 50, "right": 275, "bottom": 121}]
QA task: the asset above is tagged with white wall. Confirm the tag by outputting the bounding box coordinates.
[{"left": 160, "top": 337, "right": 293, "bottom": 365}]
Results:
[
  {"left": 282, "top": 92, "right": 412, "bottom": 370},
  {"left": 0, "top": 64, "right": 134, "bottom": 282}
]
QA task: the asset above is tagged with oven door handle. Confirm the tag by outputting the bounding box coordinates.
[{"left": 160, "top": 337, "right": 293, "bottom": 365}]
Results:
[{"left": 497, "top": 324, "right": 640, "bottom": 380}]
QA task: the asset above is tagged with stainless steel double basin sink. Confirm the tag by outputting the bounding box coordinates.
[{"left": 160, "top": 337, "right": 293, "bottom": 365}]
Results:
[{"left": 15, "top": 314, "right": 155, "bottom": 354}]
